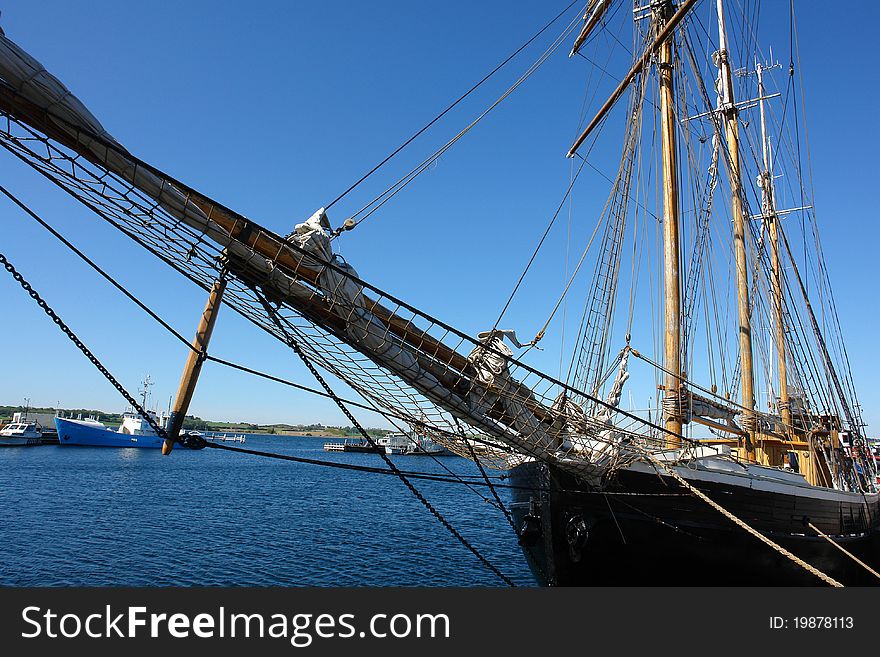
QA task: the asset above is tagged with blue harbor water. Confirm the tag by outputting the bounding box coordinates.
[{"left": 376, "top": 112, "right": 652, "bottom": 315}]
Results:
[{"left": 0, "top": 435, "right": 535, "bottom": 586}]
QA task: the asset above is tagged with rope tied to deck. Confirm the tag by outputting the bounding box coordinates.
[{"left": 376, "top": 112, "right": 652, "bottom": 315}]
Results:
[
  {"left": 645, "top": 455, "right": 844, "bottom": 587},
  {"left": 807, "top": 522, "right": 880, "bottom": 582}
]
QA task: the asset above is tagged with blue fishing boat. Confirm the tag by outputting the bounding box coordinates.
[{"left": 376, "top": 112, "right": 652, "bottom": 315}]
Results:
[
  {"left": 56, "top": 376, "right": 166, "bottom": 448},
  {"left": 55, "top": 412, "right": 165, "bottom": 448}
]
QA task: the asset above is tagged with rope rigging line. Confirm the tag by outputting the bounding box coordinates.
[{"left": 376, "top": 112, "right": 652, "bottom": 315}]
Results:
[
  {"left": 0, "top": 176, "right": 636, "bottom": 490},
  {"left": 204, "top": 354, "right": 553, "bottom": 469},
  {"left": 0, "top": 199, "right": 526, "bottom": 582},
  {"left": 679, "top": 35, "right": 720, "bottom": 363},
  {"left": 786, "top": 5, "right": 865, "bottom": 435},
  {"left": 0, "top": 182, "right": 195, "bottom": 351},
  {"left": 454, "top": 416, "right": 555, "bottom": 583},
  {"left": 255, "top": 292, "right": 517, "bottom": 587},
  {"left": 645, "top": 455, "right": 844, "bottom": 587},
  {"left": 807, "top": 522, "right": 880, "bottom": 583},
  {"left": 494, "top": 17, "right": 661, "bottom": 352},
  {"left": 778, "top": 225, "right": 861, "bottom": 438},
  {"left": 323, "top": 0, "right": 583, "bottom": 212},
  {"left": 374, "top": 412, "right": 510, "bottom": 511},
  {"left": 178, "top": 438, "right": 535, "bottom": 491},
  {"left": 338, "top": 6, "right": 585, "bottom": 235},
  {"left": 565, "top": 68, "right": 647, "bottom": 395},
  {"left": 0, "top": 101, "right": 708, "bottom": 456},
  {"left": 492, "top": 8, "right": 646, "bottom": 339},
  {"left": 491, "top": 153, "right": 590, "bottom": 336},
  {"left": 467, "top": 447, "right": 518, "bottom": 520},
  {"left": 458, "top": 418, "right": 518, "bottom": 531}
]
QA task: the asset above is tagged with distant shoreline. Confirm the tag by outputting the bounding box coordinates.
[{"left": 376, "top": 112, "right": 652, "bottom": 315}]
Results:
[
  {"left": 223, "top": 430, "right": 346, "bottom": 437},
  {"left": 0, "top": 404, "right": 390, "bottom": 438}
]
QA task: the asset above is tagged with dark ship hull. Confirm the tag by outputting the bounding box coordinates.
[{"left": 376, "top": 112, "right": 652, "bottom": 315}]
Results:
[{"left": 510, "top": 460, "right": 880, "bottom": 586}]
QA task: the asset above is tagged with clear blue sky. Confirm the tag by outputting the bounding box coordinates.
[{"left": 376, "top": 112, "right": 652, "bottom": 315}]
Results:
[{"left": 1, "top": 1, "right": 878, "bottom": 433}]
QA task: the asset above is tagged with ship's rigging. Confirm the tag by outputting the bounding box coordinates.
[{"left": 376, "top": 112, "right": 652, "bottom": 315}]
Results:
[{"left": 0, "top": 0, "right": 877, "bottom": 586}]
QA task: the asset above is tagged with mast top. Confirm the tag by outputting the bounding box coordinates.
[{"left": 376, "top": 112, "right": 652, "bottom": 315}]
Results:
[{"left": 567, "top": 0, "right": 700, "bottom": 158}]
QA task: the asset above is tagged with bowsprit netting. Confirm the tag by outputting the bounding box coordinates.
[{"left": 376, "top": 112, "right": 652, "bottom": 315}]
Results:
[{"left": 0, "top": 30, "right": 690, "bottom": 483}]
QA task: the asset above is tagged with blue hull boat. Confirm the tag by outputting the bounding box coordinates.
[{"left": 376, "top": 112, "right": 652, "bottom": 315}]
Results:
[{"left": 55, "top": 416, "right": 164, "bottom": 448}]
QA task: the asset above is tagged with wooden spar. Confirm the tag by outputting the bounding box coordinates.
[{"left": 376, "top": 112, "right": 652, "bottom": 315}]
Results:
[
  {"left": 567, "top": 0, "right": 700, "bottom": 158},
  {"left": 757, "top": 63, "right": 792, "bottom": 436},
  {"left": 0, "top": 71, "right": 640, "bottom": 447},
  {"left": 223, "top": 255, "right": 558, "bottom": 436},
  {"left": 715, "top": 0, "right": 758, "bottom": 460},
  {"left": 690, "top": 415, "right": 746, "bottom": 437},
  {"left": 569, "top": 0, "right": 614, "bottom": 57},
  {"left": 163, "top": 276, "right": 227, "bottom": 455},
  {"left": 699, "top": 433, "right": 812, "bottom": 450},
  {"left": 657, "top": 2, "right": 683, "bottom": 446},
  {"left": 0, "top": 68, "right": 657, "bottom": 446}
]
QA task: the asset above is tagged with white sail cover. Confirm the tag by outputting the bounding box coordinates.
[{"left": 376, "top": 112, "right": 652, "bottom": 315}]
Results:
[
  {"left": 290, "top": 213, "right": 559, "bottom": 452},
  {"left": 556, "top": 348, "right": 630, "bottom": 462},
  {"left": 0, "top": 29, "right": 114, "bottom": 143}
]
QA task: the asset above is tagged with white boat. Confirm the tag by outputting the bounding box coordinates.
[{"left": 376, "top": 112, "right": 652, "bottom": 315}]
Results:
[
  {"left": 204, "top": 432, "right": 246, "bottom": 443},
  {"left": 0, "top": 420, "right": 42, "bottom": 446},
  {"left": 380, "top": 432, "right": 451, "bottom": 456},
  {"left": 323, "top": 438, "right": 383, "bottom": 453},
  {"left": 180, "top": 430, "right": 244, "bottom": 443},
  {"left": 381, "top": 434, "right": 409, "bottom": 455}
]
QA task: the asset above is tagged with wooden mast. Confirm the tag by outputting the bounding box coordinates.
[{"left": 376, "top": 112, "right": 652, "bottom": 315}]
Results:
[
  {"left": 657, "top": 1, "right": 683, "bottom": 446},
  {"left": 715, "top": 0, "right": 757, "bottom": 459},
  {"left": 757, "top": 62, "right": 792, "bottom": 437},
  {"left": 162, "top": 276, "right": 227, "bottom": 455}
]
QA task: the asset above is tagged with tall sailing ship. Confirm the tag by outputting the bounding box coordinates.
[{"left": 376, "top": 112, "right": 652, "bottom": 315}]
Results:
[{"left": 0, "top": 1, "right": 877, "bottom": 585}]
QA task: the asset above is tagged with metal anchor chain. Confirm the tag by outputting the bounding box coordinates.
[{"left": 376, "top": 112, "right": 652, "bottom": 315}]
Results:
[{"left": 0, "top": 250, "right": 167, "bottom": 439}]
